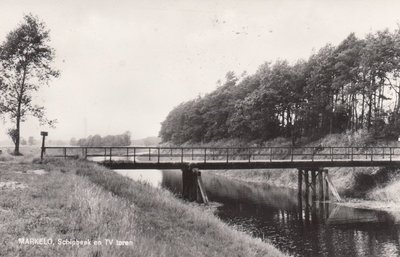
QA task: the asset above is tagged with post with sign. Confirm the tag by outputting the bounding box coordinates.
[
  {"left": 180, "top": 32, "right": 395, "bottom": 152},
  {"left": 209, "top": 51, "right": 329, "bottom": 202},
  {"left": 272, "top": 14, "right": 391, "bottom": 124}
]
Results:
[{"left": 40, "top": 131, "right": 48, "bottom": 162}]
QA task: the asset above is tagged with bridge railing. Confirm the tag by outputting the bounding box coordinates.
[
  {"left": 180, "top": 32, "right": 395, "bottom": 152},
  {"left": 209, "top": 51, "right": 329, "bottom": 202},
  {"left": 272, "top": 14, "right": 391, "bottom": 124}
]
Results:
[{"left": 42, "top": 146, "right": 400, "bottom": 163}]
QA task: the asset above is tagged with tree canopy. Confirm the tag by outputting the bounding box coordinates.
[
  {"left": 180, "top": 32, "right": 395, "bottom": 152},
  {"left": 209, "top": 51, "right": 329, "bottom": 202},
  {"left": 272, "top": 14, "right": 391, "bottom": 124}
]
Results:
[
  {"left": 72, "top": 132, "right": 132, "bottom": 147},
  {"left": 0, "top": 14, "right": 59, "bottom": 154},
  {"left": 160, "top": 28, "right": 400, "bottom": 145}
]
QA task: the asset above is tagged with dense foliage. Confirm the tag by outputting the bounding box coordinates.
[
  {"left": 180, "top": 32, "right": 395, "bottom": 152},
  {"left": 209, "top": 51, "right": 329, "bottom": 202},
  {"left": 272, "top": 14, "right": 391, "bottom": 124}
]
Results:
[
  {"left": 71, "top": 131, "right": 131, "bottom": 147},
  {"left": 160, "top": 29, "right": 400, "bottom": 144}
]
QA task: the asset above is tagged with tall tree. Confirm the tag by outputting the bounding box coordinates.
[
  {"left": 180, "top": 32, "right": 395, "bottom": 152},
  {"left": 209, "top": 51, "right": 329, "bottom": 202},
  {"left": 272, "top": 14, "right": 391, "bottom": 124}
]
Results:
[
  {"left": 0, "top": 14, "right": 59, "bottom": 155},
  {"left": 303, "top": 44, "right": 336, "bottom": 135},
  {"left": 160, "top": 27, "right": 400, "bottom": 144},
  {"left": 361, "top": 30, "right": 398, "bottom": 130},
  {"left": 333, "top": 33, "right": 364, "bottom": 130}
]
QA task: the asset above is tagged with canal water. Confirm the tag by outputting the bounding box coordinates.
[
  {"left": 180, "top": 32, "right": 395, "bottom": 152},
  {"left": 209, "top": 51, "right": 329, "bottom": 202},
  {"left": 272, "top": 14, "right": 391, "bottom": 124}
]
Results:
[{"left": 115, "top": 169, "right": 400, "bottom": 257}]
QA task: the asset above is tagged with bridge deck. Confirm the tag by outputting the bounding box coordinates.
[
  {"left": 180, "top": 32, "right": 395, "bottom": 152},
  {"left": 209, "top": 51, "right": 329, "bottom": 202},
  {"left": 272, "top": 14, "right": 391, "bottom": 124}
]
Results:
[{"left": 43, "top": 146, "right": 400, "bottom": 170}]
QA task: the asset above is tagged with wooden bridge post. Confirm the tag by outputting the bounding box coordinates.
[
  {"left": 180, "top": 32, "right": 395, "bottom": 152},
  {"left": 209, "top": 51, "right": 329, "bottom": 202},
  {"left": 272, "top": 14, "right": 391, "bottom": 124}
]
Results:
[
  {"left": 324, "top": 169, "right": 330, "bottom": 201},
  {"left": 324, "top": 169, "right": 342, "bottom": 202},
  {"left": 311, "top": 170, "right": 317, "bottom": 203},
  {"left": 298, "top": 169, "right": 303, "bottom": 199},
  {"left": 303, "top": 170, "right": 310, "bottom": 224},
  {"left": 195, "top": 169, "right": 209, "bottom": 204},
  {"left": 303, "top": 170, "right": 309, "bottom": 202},
  {"left": 181, "top": 166, "right": 208, "bottom": 204},
  {"left": 318, "top": 169, "right": 324, "bottom": 202},
  {"left": 311, "top": 170, "right": 317, "bottom": 223},
  {"left": 304, "top": 170, "right": 310, "bottom": 225},
  {"left": 301, "top": 168, "right": 328, "bottom": 205},
  {"left": 189, "top": 168, "right": 198, "bottom": 201},
  {"left": 298, "top": 169, "right": 303, "bottom": 221},
  {"left": 181, "top": 166, "right": 191, "bottom": 200}
]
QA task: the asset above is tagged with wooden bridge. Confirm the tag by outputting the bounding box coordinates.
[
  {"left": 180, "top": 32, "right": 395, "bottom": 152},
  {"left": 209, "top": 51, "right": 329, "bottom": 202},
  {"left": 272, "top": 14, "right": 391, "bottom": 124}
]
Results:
[
  {"left": 43, "top": 146, "right": 400, "bottom": 169},
  {"left": 43, "top": 146, "right": 400, "bottom": 204}
]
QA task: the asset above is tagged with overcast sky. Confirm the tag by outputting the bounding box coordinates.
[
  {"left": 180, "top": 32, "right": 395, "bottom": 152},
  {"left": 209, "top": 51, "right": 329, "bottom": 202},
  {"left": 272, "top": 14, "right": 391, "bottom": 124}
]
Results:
[{"left": 1, "top": 0, "right": 400, "bottom": 142}]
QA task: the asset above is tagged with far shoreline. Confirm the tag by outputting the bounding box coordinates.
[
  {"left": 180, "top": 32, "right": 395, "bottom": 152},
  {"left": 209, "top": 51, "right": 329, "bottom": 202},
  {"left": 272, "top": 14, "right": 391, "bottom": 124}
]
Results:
[{"left": 207, "top": 169, "right": 400, "bottom": 215}]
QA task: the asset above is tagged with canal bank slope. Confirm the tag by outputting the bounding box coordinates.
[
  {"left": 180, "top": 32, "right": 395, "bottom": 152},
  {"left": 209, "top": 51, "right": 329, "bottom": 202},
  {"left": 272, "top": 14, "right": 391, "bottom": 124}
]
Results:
[{"left": 0, "top": 153, "right": 288, "bottom": 257}]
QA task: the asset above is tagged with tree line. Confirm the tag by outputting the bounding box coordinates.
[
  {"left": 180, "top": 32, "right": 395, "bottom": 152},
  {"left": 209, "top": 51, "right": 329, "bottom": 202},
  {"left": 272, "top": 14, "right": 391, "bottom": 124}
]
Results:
[
  {"left": 160, "top": 28, "right": 400, "bottom": 145},
  {"left": 70, "top": 132, "right": 131, "bottom": 147}
]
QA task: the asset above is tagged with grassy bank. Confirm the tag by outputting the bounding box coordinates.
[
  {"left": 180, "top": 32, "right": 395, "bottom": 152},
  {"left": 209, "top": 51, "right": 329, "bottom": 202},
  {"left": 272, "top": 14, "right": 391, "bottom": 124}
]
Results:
[{"left": 0, "top": 150, "right": 287, "bottom": 257}]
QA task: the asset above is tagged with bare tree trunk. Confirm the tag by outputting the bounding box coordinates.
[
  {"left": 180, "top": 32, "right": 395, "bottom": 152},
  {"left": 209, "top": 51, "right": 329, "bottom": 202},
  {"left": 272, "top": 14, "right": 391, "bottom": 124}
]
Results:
[
  {"left": 367, "top": 93, "right": 372, "bottom": 131},
  {"left": 380, "top": 83, "right": 385, "bottom": 112},
  {"left": 354, "top": 94, "right": 358, "bottom": 130},
  {"left": 376, "top": 83, "right": 381, "bottom": 117},
  {"left": 367, "top": 75, "right": 376, "bottom": 131},
  {"left": 397, "top": 88, "right": 400, "bottom": 115},
  {"left": 14, "top": 112, "right": 21, "bottom": 155},
  {"left": 329, "top": 94, "right": 334, "bottom": 134},
  {"left": 14, "top": 85, "right": 23, "bottom": 155},
  {"left": 286, "top": 107, "right": 291, "bottom": 137},
  {"left": 374, "top": 90, "right": 377, "bottom": 117},
  {"left": 361, "top": 91, "right": 365, "bottom": 128},
  {"left": 14, "top": 68, "right": 26, "bottom": 155},
  {"left": 348, "top": 94, "right": 353, "bottom": 131}
]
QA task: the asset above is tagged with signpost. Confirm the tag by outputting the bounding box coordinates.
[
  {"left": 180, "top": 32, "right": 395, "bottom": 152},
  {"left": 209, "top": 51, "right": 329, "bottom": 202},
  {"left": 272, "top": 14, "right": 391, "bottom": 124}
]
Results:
[{"left": 40, "top": 131, "right": 48, "bottom": 162}]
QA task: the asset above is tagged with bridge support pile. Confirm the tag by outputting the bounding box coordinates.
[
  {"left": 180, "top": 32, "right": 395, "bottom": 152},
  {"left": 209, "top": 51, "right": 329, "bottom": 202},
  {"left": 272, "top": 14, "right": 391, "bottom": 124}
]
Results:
[
  {"left": 298, "top": 169, "right": 341, "bottom": 204},
  {"left": 182, "top": 167, "right": 209, "bottom": 204},
  {"left": 298, "top": 169, "right": 337, "bottom": 223}
]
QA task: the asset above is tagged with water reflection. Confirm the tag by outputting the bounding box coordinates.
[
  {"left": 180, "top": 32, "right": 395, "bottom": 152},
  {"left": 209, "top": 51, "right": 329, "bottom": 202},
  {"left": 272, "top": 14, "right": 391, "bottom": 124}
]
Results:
[
  {"left": 117, "top": 169, "right": 400, "bottom": 257},
  {"left": 115, "top": 169, "right": 162, "bottom": 188}
]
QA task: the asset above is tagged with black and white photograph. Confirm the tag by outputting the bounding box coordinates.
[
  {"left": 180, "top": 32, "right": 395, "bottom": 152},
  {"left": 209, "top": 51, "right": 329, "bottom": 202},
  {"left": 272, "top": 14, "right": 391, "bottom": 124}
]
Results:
[{"left": 2, "top": 0, "right": 400, "bottom": 256}]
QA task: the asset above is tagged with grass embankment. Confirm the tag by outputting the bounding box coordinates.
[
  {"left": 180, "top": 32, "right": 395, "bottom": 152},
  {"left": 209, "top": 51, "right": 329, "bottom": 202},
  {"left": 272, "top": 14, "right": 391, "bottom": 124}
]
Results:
[
  {"left": 0, "top": 149, "right": 287, "bottom": 257},
  {"left": 186, "top": 130, "right": 400, "bottom": 205}
]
